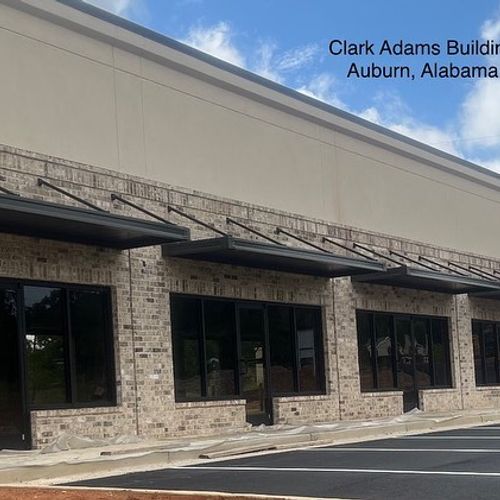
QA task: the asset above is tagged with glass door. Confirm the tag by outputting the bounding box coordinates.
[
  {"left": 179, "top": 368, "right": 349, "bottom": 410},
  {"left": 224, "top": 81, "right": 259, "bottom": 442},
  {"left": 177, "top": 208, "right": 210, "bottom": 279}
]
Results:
[
  {"left": 237, "top": 305, "right": 271, "bottom": 425},
  {"left": 395, "top": 317, "right": 418, "bottom": 412},
  {"left": 0, "top": 286, "right": 27, "bottom": 449}
]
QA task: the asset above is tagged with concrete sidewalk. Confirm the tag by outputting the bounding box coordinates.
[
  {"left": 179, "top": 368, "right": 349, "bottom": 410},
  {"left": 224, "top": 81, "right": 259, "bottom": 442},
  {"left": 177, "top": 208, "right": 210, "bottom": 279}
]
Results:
[{"left": 3, "top": 408, "right": 500, "bottom": 484}]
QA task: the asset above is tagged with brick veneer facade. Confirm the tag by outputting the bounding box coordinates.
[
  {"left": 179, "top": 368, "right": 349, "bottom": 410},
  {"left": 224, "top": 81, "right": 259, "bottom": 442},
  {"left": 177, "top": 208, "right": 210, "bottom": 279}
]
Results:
[{"left": 1, "top": 144, "right": 500, "bottom": 448}]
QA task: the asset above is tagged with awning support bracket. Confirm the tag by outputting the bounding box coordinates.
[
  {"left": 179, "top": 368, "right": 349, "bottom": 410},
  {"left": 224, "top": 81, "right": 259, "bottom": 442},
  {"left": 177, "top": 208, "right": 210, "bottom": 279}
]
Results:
[
  {"left": 37, "top": 178, "right": 107, "bottom": 212},
  {"left": 167, "top": 206, "right": 227, "bottom": 236},
  {"left": 111, "top": 193, "right": 170, "bottom": 224},
  {"left": 353, "top": 242, "right": 402, "bottom": 266},
  {"left": 448, "top": 261, "right": 495, "bottom": 281},
  {"left": 389, "top": 250, "right": 436, "bottom": 272},
  {"left": 0, "top": 185, "right": 19, "bottom": 196},
  {"left": 468, "top": 264, "right": 499, "bottom": 281},
  {"left": 418, "top": 255, "right": 467, "bottom": 277},
  {"left": 226, "top": 218, "right": 284, "bottom": 246},
  {"left": 275, "top": 227, "right": 329, "bottom": 253},
  {"left": 322, "top": 237, "right": 378, "bottom": 262}
]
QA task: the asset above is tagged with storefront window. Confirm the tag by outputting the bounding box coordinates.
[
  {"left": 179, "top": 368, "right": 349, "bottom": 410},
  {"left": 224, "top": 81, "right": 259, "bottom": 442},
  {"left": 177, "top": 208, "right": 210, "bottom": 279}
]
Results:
[
  {"left": 357, "top": 311, "right": 451, "bottom": 392},
  {"left": 472, "top": 320, "right": 500, "bottom": 386},
  {"left": 170, "top": 295, "right": 325, "bottom": 402},
  {"left": 23, "top": 284, "right": 114, "bottom": 409}
]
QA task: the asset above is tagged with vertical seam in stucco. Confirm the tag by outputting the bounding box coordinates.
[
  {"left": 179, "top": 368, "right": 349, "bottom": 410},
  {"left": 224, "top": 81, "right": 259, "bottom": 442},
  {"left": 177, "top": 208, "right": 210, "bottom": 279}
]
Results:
[
  {"left": 111, "top": 47, "right": 122, "bottom": 171},
  {"left": 128, "top": 249, "right": 140, "bottom": 436},
  {"left": 139, "top": 56, "right": 148, "bottom": 176},
  {"left": 454, "top": 295, "right": 465, "bottom": 410}
]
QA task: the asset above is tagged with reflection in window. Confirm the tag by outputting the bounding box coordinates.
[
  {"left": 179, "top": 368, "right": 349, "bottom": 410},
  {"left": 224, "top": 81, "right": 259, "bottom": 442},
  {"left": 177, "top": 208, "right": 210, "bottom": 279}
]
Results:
[
  {"left": 356, "top": 311, "right": 451, "bottom": 392},
  {"left": 432, "top": 319, "right": 451, "bottom": 387},
  {"left": 374, "top": 315, "right": 395, "bottom": 389},
  {"left": 70, "top": 290, "right": 112, "bottom": 403},
  {"left": 23, "top": 284, "right": 114, "bottom": 409},
  {"left": 204, "top": 300, "right": 236, "bottom": 398},
  {"left": 357, "top": 312, "right": 375, "bottom": 390},
  {"left": 472, "top": 320, "right": 500, "bottom": 386},
  {"left": 24, "top": 287, "right": 67, "bottom": 405},
  {"left": 171, "top": 296, "right": 203, "bottom": 401},
  {"left": 295, "top": 309, "right": 322, "bottom": 393},
  {"left": 268, "top": 306, "right": 295, "bottom": 393},
  {"left": 170, "top": 296, "right": 325, "bottom": 402}
]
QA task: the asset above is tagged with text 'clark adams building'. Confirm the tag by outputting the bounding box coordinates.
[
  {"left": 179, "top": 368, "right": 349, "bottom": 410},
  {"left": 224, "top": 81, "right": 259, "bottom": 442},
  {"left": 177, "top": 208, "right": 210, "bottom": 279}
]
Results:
[{"left": 1, "top": 0, "right": 500, "bottom": 450}]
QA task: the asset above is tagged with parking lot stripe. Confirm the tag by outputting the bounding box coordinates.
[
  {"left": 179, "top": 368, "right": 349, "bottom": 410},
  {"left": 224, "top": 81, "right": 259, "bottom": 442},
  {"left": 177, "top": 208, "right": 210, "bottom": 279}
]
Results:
[
  {"left": 179, "top": 466, "right": 500, "bottom": 477},
  {"left": 311, "top": 447, "right": 500, "bottom": 453},
  {"left": 402, "top": 436, "right": 500, "bottom": 439}
]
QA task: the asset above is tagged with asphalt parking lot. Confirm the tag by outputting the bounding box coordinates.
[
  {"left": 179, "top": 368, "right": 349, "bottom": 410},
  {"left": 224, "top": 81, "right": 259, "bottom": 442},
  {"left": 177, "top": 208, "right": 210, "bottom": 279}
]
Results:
[{"left": 66, "top": 424, "right": 500, "bottom": 499}]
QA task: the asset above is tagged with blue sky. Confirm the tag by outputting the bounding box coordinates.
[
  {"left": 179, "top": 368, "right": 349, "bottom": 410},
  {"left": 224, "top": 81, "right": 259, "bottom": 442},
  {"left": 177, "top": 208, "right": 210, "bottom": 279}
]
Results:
[{"left": 86, "top": 0, "right": 500, "bottom": 171}]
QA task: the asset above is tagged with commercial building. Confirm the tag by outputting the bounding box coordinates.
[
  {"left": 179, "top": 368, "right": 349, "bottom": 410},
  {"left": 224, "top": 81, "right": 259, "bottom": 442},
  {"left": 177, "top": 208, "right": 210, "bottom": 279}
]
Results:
[{"left": 1, "top": 0, "right": 500, "bottom": 450}]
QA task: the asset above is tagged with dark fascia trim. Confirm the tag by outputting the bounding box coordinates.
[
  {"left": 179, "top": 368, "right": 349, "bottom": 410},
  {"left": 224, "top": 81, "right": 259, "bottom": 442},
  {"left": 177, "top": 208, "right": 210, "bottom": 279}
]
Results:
[
  {"left": 41, "top": 0, "right": 500, "bottom": 187},
  {"left": 353, "top": 265, "right": 500, "bottom": 291},
  {"left": 0, "top": 192, "right": 190, "bottom": 243},
  {"left": 163, "top": 235, "right": 385, "bottom": 273}
]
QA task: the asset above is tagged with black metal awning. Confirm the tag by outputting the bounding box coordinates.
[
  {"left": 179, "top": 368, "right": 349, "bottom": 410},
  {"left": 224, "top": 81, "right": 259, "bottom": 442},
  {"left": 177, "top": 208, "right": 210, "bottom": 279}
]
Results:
[
  {"left": 0, "top": 193, "right": 189, "bottom": 249},
  {"left": 162, "top": 236, "right": 385, "bottom": 277},
  {"left": 352, "top": 265, "right": 500, "bottom": 294}
]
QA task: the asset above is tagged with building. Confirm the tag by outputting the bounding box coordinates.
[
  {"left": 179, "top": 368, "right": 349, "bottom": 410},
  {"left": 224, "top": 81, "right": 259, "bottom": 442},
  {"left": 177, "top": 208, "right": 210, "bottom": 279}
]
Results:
[{"left": 1, "top": 0, "right": 500, "bottom": 450}]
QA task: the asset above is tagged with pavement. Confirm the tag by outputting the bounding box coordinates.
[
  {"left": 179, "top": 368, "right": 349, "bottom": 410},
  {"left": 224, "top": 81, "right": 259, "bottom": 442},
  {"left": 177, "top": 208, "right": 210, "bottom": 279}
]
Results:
[
  {"left": 3, "top": 408, "right": 500, "bottom": 485},
  {"left": 64, "top": 423, "right": 500, "bottom": 499}
]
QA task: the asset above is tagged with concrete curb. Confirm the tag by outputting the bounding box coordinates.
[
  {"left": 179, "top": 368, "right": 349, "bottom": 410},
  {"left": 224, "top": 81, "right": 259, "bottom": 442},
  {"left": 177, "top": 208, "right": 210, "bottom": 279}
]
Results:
[{"left": 2, "top": 412, "right": 500, "bottom": 484}]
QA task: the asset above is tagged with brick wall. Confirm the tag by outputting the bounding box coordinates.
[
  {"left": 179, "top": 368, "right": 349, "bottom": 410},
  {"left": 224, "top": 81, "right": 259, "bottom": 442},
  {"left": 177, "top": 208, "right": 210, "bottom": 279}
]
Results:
[{"left": 0, "top": 144, "right": 500, "bottom": 447}]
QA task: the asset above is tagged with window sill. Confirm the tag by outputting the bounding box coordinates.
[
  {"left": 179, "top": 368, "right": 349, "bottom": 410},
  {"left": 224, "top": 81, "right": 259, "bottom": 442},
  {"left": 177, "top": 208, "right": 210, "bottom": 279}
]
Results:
[
  {"left": 176, "top": 399, "right": 246, "bottom": 409},
  {"left": 31, "top": 405, "right": 121, "bottom": 417},
  {"left": 476, "top": 385, "right": 500, "bottom": 391},
  {"left": 273, "top": 394, "right": 331, "bottom": 403},
  {"left": 361, "top": 390, "right": 403, "bottom": 398}
]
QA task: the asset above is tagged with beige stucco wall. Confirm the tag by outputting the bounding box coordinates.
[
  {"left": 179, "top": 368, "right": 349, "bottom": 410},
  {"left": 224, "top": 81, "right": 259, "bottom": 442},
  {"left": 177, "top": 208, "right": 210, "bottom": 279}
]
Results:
[{"left": 2, "top": 0, "right": 500, "bottom": 258}]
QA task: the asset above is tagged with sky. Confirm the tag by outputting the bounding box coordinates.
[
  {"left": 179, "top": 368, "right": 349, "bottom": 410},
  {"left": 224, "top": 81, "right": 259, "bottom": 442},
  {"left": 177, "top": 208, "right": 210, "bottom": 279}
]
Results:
[{"left": 84, "top": 0, "right": 500, "bottom": 172}]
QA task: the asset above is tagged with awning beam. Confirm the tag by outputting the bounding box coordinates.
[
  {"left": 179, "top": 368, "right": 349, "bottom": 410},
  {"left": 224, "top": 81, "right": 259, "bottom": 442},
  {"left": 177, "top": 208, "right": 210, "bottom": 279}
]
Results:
[
  {"left": 226, "top": 217, "right": 284, "bottom": 246},
  {"left": 37, "top": 178, "right": 106, "bottom": 212},
  {"left": 168, "top": 206, "right": 227, "bottom": 236},
  {"left": 111, "top": 193, "right": 170, "bottom": 224}
]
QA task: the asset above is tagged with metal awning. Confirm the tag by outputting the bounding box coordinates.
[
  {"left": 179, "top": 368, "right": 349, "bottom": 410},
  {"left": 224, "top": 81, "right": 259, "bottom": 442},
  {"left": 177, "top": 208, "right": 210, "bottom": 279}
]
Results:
[
  {"left": 162, "top": 236, "right": 386, "bottom": 277},
  {"left": 352, "top": 265, "right": 500, "bottom": 294},
  {"left": 0, "top": 193, "right": 189, "bottom": 249}
]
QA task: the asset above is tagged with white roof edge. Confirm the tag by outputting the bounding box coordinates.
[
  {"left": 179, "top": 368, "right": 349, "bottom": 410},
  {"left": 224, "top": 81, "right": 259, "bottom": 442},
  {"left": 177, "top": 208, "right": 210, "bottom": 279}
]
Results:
[{"left": 4, "top": 0, "right": 500, "bottom": 192}]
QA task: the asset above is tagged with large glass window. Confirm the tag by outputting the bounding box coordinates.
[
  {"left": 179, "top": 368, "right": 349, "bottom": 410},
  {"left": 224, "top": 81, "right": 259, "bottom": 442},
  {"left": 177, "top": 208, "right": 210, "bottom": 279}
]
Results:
[
  {"left": 70, "top": 290, "right": 113, "bottom": 404},
  {"left": 268, "top": 306, "right": 295, "bottom": 393},
  {"left": 23, "top": 284, "right": 114, "bottom": 409},
  {"left": 295, "top": 308, "right": 323, "bottom": 393},
  {"left": 356, "top": 311, "right": 451, "bottom": 392},
  {"left": 25, "top": 287, "right": 67, "bottom": 405},
  {"left": 472, "top": 320, "right": 500, "bottom": 386},
  {"left": 170, "top": 296, "right": 325, "bottom": 402}
]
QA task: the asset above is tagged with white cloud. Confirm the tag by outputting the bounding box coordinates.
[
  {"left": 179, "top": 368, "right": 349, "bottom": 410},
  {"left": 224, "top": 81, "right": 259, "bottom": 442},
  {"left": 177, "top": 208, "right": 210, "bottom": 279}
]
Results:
[
  {"left": 297, "top": 73, "right": 345, "bottom": 108},
  {"left": 254, "top": 43, "right": 282, "bottom": 82},
  {"left": 83, "top": 0, "right": 149, "bottom": 22},
  {"left": 459, "top": 8, "right": 500, "bottom": 155},
  {"left": 84, "top": 0, "right": 131, "bottom": 15},
  {"left": 277, "top": 44, "right": 319, "bottom": 72},
  {"left": 184, "top": 22, "right": 245, "bottom": 67}
]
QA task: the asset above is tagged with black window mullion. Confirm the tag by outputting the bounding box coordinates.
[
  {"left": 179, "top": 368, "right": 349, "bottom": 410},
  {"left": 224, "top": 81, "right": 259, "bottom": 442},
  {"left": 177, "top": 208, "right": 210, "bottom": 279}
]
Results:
[
  {"left": 199, "top": 300, "right": 208, "bottom": 398},
  {"left": 63, "top": 289, "right": 76, "bottom": 404}
]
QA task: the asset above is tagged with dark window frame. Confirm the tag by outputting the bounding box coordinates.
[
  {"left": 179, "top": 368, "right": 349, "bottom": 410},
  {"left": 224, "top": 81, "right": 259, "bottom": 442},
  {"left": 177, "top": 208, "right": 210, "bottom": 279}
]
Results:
[
  {"left": 170, "top": 293, "right": 326, "bottom": 403},
  {"left": 472, "top": 319, "right": 500, "bottom": 387},
  {"left": 356, "top": 310, "right": 452, "bottom": 393},
  {"left": 0, "top": 277, "right": 116, "bottom": 411}
]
